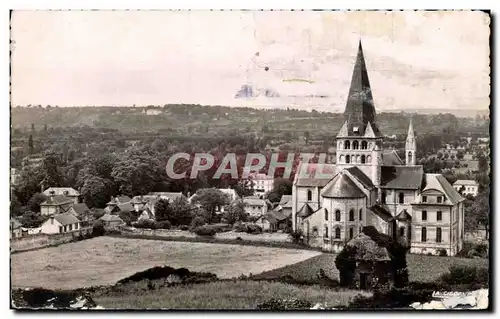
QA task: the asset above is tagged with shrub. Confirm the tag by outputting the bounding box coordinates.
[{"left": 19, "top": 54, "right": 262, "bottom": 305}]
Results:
[
  {"left": 232, "top": 223, "right": 247, "bottom": 232},
  {"left": 289, "top": 230, "right": 303, "bottom": 244},
  {"left": 119, "top": 211, "right": 137, "bottom": 226},
  {"left": 91, "top": 220, "right": 106, "bottom": 237},
  {"left": 335, "top": 245, "right": 357, "bottom": 287},
  {"left": 179, "top": 225, "right": 190, "bottom": 231},
  {"left": 191, "top": 216, "right": 206, "bottom": 228},
  {"left": 193, "top": 225, "right": 217, "bottom": 237},
  {"left": 437, "top": 248, "right": 448, "bottom": 256},
  {"left": 155, "top": 220, "right": 171, "bottom": 230},
  {"left": 439, "top": 265, "right": 489, "bottom": 287},
  {"left": 245, "top": 223, "right": 262, "bottom": 234},
  {"left": 135, "top": 219, "right": 157, "bottom": 229}
]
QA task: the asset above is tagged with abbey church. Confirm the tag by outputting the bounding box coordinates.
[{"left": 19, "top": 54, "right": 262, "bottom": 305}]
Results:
[{"left": 291, "top": 41, "right": 465, "bottom": 256}]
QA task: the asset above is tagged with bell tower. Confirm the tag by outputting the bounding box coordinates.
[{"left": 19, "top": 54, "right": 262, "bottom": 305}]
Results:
[
  {"left": 405, "top": 118, "right": 416, "bottom": 166},
  {"left": 336, "top": 40, "right": 384, "bottom": 181}
]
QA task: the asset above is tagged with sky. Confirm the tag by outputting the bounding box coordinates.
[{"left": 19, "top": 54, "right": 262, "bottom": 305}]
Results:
[{"left": 10, "top": 10, "right": 490, "bottom": 111}]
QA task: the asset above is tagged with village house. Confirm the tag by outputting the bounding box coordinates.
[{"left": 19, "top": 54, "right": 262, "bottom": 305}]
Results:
[
  {"left": 453, "top": 180, "right": 479, "bottom": 197},
  {"left": 249, "top": 173, "right": 274, "bottom": 194},
  {"left": 43, "top": 187, "right": 81, "bottom": 204},
  {"left": 243, "top": 196, "right": 268, "bottom": 217},
  {"left": 40, "top": 213, "right": 81, "bottom": 235},
  {"left": 40, "top": 192, "right": 74, "bottom": 216},
  {"left": 130, "top": 192, "right": 185, "bottom": 218},
  {"left": 291, "top": 41, "right": 465, "bottom": 256},
  {"left": 99, "top": 214, "right": 125, "bottom": 227},
  {"left": 10, "top": 168, "right": 21, "bottom": 186},
  {"left": 256, "top": 210, "right": 288, "bottom": 231},
  {"left": 274, "top": 195, "right": 293, "bottom": 217}
]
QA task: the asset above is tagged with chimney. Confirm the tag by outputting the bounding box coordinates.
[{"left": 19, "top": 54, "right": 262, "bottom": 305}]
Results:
[{"left": 49, "top": 190, "right": 55, "bottom": 201}]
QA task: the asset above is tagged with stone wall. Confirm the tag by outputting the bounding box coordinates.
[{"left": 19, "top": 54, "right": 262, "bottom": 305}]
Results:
[{"left": 10, "top": 228, "right": 92, "bottom": 253}]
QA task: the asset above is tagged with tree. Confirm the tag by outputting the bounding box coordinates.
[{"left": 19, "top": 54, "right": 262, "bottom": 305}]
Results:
[
  {"left": 10, "top": 193, "right": 22, "bottom": 217},
  {"left": 478, "top": 154, "right": 489, "bottom": 173},
  {"left": 233, "top": 179, "right": 254, "bottom": 198},
  {"left": 15, "top": 166, "right": 44, "bottom": 205},
  {"left": 40, "top": 151, "right": 65, "bottom": 189},
  {"left": 167, "top": 197, "right": 194, "bottom": 226},
  {"left": 19, "top": 211, "right": 48, "bottom": 228},
  {"left": 456, "top": 150, "right": 465, "bottom": 160},
  {"left": 437, "top": 152, "right": 443, "bottom": 160},
  {"left": 154, "top": 199, "right": 171, "bottom": 222},
  {"left": 26, "top": 193, "right": 48, "bottom": 213},
  {"left": 443, "top": 152, "right": 450, "bottom": 160},
  {"left": 224, "top": 199, "right": 247, "bottom": 225},
  {"left": 28, "top": 134, "right": 34, "bottom": 154},
  {"left": 266, "top": 178, "right": 293, "bottom": 203},
  {"left": 111, "top": 155, "right": 164, "bottom": 196},
  {"left": 81, "top": 176, "right": 113, "bottom": 208},
  {"left": 44, "top": 124, "right": 48, "bottom": 132},
  {"left": 191, "top": 188, "right": 230, "bottom": 224}
]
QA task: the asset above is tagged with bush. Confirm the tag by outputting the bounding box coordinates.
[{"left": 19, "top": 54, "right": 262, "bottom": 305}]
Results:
[
  {"left": 91, "top": 220, "right": 106, "bottom": 237},
  {"left": 439, "top": 265, "right": 489, "bottom": 287},
  {"left": 289, "top": 230, "right": 303, "bottom": 244},
  {"left": 437, "top": 248, "right": 448, "bottom": 256},
  {"left": 179, "top": 225, "right": 190, "bottom": 231},
  {"left": 193, "top": 226, "right": 217, "bottom": 237},
  {"left": 232, "top": 223, "right": 247, "bottom": 232},
  {"left": 191, "top": 216, "right": 206, "bottom": 228},
  {"left": 245, "top": 223, "right": 262, "bottom": 234},
  {"left": 155, "top": 220, "right": 171, "bottom": 230},
  {"left": 135, "top": 219, "right": 156, "bottom": 229}
]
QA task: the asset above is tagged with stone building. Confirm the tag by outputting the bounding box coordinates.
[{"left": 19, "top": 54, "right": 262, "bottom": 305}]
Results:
[{"left": 291, "top": 41, "right": 465, "bottom": 256}]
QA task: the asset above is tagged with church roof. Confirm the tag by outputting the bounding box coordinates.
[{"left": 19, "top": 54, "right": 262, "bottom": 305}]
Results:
[
  {"left": 294, "top": 163, "right": 337, "bottom": 187},
  {"left": 396, "top": 209, "right": 412, "bottom": 221},
  {"left": 321, "top": 171, "right": 366, "bottom": 198},
  {"left": 380, "top": 165, "right": 424, "bottom": 189},
  {"left": 297, "top": 203, "right": 315, "bottom": 218},
  {"left": 422, "top": 174, "right": 464, "bottom": 205},
  {"left": 345, "top": 166, "right": 374, "bottom": 189},
  {"left": 383, "top": 150, "right": 404, "bottom": 166},
  {"left": 370, "top": 205, "right": 394, "bottom": 222},
  {"left": 340, "top": 41, "right": 382, "bottom": 137}
]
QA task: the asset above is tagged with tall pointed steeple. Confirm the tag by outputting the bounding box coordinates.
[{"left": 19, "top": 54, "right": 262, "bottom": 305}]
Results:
[
  {"left": 405, "top": 118, "right": 416, "bottom": 165},
  {"left": 341, "top": 40, "right": 381, "bottom": 137}
]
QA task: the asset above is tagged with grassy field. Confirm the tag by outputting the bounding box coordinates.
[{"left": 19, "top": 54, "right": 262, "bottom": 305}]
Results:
[
  {"left": 251, "top": 253, "right": 489, "bottom": 283},
  {"left": 93, "top": 280, "right": 370, "bottom": 309},
  {"left": 11, "top": 237, "right": 322, "bottom": 290}
]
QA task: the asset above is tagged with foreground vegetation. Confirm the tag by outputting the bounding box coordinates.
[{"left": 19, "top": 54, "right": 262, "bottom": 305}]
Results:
[{"left": 93, "top": 280, "right": 369, "bottom": 309}]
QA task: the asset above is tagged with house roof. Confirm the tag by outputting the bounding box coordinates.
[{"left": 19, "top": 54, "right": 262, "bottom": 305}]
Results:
[
  {"left": 99, "top": 214, "right": 125, "bottom": 223},
  {"left": 116, "top": 195, "right": 132, "bottom": 203},
  {"left": 117, "top": 202, "right": 134, "bottom": 212},
  {"left": 54, "top": 213, "right": 80, "bottom": 226},
  {"left": 279, "top": 195, "right": 292, "bottom": 206},
  {"left": 370, "top": 205, "right": 394, "bottom": 222},
  {"left": 294, "top": 163, "right": 337, "bottom": 187},
  {"left": 106, "top": 198, "right": 118, "bottom": 205},
  {"left": 43, "top": 187, "right": 80, "bottom": 197},
  {"left": 265, "top": 210, "right": 288, "bottom": 224},
  {"left": 345, "top": 166, "right": 374, "bottom": 189},
  {"left": 148, "top": 192, "right": 184, "bottom": 200},
  {"left": 423, "top": 174, "right": 464, "bottom": 205},
  {"left": 396, "top": 209, "right": 412, "bottom": 221},
  {"left": 346, "top": 233, "right": 391, "bottom": 261},
  {"left": 321, "top": 171, "right": 366, "bottom": 198},
  {"left": 297, "top": 203, "right": 315, "bottom": 218},
  {"left": 382, "top": 150, "right": 404, "bottom": 166},
  {"left": 243, "top": 197, "right": 266, "bottom": 206},
  {"left": 453, "top": 179, "right": 479, "bottom": 186},
  {"left": 72, "top": 203, "right": 90, "bottom": 216},
  {"left": 380, "top": 165, "right": 424, "bottom": 190},
  {"left": 40, "top": 195, "right": 74, "bottom": 206}
]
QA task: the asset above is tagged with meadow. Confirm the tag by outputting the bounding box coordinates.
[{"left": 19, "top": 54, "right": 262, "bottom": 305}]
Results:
[{"left": 10, "top": 236, "right": 321, "bottom": 290}]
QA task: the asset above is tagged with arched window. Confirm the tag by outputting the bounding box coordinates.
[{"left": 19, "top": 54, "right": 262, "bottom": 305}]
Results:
[
  {"left": 324, "top": 209, "right": 328, "bottom": 221},
  {"left": 399, "top": 192, "right": 405, "bottom": 204},
  {"left": 346, "top": 155, "right": 351, "bottom": 164},
  {"left": 335, "top": 227, "right": 341, "bottom": 239},
  {"left": 338, "top": 141, "right": 342, "bottom": 149},
  {"left": 361, "top": 140, "right": 368, "bottom": 149},
  {"left": 361, "top": 155, "right": 366, "bottom": 164},
  {"left": 339, "top": 155, "right": 345, "bottom": 163},
  {"left": 324, "top": 225, "right": 329, "bottom": 238},
  {"left": 353, "top": 140, "right": 359, "bottom": 149},
  {"left": 349, "top": 227, "right": 354, "bottom": 239},
  {"left": 381, "top": 192, "right": 387, "bottom": 204},
  {"left": 335, "top": 209, "right": 341, "bottom": 221},
  {"left": 359, "top": 208, "right": 363, "bottom": 221},
  {"left": 307, "top": 189, "right": 312, "bottom": 201},
  {"left": 367, "top": 155, "right": 372, "bottom": 163},
  {"left": 421, "top": 227, "right": 427, "bottom": 242},
  {"left": 356, "top": 155, "right": 360, "bottom": 163},
  {"left": 408, "top": 151, "right": 413, "bottom": 164},
  {"left": 436, "top": 227, "right": 442, "bottom": 243},
  {"left": 344, "top": 140, "right": 350, "bottom": 149},
  {"left": 312, "top": 227, "right": 318, "bottom": 236},
  {"left": 349, "top": 209, "right": 354, "bottom": 221}
]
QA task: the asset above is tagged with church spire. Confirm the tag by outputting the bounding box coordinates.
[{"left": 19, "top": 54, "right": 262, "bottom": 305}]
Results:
[
  {"left": 342, "top": 40, "right": 380, "bottom": 137},
  {"left": 405, "top": 118, "right": 416, "bottom": 165}
]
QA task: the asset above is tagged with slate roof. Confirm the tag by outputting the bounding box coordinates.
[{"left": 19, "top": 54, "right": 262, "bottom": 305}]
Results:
[
  {"left": 345, "top": 166, "right": 374, "bottom": 189},
  {"left": 72, "top": 203, "right": 90, "bottom": 216},
  {"left": 263, "top": 210, "right": 288, "bottom": 224},
  {"left": 297, "top": 203, "right": 315, "bottom": 218},
  {"left": 382, "top": 150, "right": 404, "bottom": 166},
  {"left": 396, "top": 210, "right": 412, "bottom": 221},
  {"left": 99, "top": 214, "right": 125, "bottom": 223},
  {"left": 54, "top": 213, "right": 80, "bottom": 226},
  {"left": 295, "top": 163, "right": 337, "bottom": 187},
  {"left": 370, "top": 205, "right": 394, "bottom": 222},
  {"left": 380, "top": 165, "right": 424, "bottom": 190},
  {"left": 41, "top": 195, "right": 74, "bottom": 206},
  {"left": 43, "top": 187, "right": 80, "bottom": 197},
  {"left": 243, "top": 197, "right": 266, "bottom": 206},
  {"left": 116, "top": 195, "right": 132, "bottom": 203},
  {"left": 117, "top": 202, "right": 134, "bottom": 212},
  {"left": 321, "top": 172, "right": 366, "bottom": 198},
  {"left": 422, "top": 174, "right": 464, "bottom": 205}
]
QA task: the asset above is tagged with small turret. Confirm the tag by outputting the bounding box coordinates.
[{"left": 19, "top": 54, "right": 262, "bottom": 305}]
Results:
[{"left": 405, "top": 119, "right": 416, "bottom": 166}]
